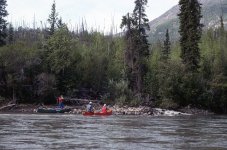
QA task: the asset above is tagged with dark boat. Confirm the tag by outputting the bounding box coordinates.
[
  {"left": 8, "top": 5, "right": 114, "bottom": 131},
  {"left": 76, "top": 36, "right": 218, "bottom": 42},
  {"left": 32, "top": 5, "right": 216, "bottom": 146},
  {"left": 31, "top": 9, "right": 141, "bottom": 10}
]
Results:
[{"left": 37, "top": 107, "right": 71, "bottom": 113}]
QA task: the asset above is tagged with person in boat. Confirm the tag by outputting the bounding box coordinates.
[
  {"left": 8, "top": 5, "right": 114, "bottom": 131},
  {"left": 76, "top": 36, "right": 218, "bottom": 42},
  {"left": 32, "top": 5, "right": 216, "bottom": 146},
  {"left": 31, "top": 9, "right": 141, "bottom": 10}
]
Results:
[
  {"left": 86, "top": 101, "right": 94, "bottom": 112},
  {"left": 101, "top": 104, "right": 108, "bottom": 113},
  {"left": 57, "top": 95, "right": 64, "bottom": 109}
]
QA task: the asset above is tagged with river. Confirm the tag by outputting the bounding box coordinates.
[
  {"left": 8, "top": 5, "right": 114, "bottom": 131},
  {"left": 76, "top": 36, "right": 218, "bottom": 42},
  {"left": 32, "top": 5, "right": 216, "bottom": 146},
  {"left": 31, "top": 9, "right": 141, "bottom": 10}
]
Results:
[{"left": 0, "top": 114, "right": 227, "bottom": 150}]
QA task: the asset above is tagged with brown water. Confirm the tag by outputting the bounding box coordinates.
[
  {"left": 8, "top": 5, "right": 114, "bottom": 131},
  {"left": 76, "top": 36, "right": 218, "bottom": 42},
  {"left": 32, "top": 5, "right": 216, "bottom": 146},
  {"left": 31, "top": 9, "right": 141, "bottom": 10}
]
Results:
[{"left": 0, "top": 114, "right": 227, "bottom": 150}]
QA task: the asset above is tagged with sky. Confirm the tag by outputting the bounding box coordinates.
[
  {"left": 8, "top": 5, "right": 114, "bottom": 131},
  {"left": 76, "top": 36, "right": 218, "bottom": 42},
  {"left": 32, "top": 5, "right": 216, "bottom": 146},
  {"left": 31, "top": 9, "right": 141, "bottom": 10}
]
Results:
[{"left": 7, "top": 0, "right": 179, "bottom": 33}]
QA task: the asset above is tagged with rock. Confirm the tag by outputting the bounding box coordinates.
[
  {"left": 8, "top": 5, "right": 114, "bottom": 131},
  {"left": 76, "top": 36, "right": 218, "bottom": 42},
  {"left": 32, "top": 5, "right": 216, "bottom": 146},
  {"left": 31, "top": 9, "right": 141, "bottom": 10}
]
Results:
[
  {"left": 152, "top": 108, "right": 191, "bottom": 116},
  {"left": 111, "top": 105, "right": 154, "bottom": 115},
  {"left": 72, "top": 108, "right": 83, "bottom": 114},
  {"left": 179, "top": 106, "right": 214, "bottom": 115}
]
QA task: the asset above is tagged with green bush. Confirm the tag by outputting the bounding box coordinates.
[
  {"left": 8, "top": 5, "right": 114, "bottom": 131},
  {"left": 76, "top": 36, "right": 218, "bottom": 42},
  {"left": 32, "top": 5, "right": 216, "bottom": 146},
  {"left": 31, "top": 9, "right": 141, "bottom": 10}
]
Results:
[
  {"left": 115, "top": 95, "right": 127, "bottom": 107},
  {"left": 130, "top": 96, "right": 142, "bottom": 107}
]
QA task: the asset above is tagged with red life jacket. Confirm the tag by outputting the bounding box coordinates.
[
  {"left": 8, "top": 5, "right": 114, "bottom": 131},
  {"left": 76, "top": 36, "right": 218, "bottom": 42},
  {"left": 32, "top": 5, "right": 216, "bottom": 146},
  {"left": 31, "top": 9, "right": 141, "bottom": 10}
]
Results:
[
  {"left": 58, "top": 97, "right": 63, "bottom": 103},
  {"left": 101, "top": 106, "right": 107, "bottom": 113}
]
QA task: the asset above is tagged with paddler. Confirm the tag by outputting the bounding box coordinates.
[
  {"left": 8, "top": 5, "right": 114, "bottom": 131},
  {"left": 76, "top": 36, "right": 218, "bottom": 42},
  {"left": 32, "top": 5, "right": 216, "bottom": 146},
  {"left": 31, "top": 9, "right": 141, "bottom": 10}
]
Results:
[
  {"left": 101, "top": 104, "right": 107, "bottom": 113},
  {"left": 57, "top": 95, "right": 64, "bottom": 109},
  {"left": 86, "top": 101, "right": 94, "bottom": 112}
]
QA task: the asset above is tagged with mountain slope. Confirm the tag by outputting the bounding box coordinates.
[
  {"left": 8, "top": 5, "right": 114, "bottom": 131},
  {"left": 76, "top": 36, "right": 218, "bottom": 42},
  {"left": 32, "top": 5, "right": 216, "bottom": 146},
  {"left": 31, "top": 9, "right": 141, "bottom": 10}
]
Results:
[{"left": 148, "top": 0, "right": 225, "bottom": 42}]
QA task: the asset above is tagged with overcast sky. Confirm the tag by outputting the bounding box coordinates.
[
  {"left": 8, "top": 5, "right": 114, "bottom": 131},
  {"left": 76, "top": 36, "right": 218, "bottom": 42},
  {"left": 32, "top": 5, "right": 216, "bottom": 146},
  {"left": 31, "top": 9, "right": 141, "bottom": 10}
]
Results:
[{"left": 7, "top": 0, "right": 179, "bottom": 33}]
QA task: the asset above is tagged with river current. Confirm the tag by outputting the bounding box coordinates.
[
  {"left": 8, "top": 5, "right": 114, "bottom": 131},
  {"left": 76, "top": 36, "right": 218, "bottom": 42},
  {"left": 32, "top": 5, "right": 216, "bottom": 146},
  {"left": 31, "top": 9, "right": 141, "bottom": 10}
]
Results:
[{"left": 0, "top": 114, "right": 227, "bottom": 150}]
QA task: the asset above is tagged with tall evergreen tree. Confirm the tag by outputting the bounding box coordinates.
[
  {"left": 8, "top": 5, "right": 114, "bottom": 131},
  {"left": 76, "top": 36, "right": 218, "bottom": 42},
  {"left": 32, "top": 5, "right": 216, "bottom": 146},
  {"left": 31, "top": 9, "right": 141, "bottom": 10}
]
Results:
[
  {"left": 178, "top": 0, "right": 203, "bottom": 72},
  {"left": 133, "top": 0, "right": 150, "bottom": 31},
  {"left": 162, "top": 29, "right": 171, "bottom": 60},
  {"left": 47, "top": 0, "right": 58, "bottom": 36},
  {"left": 0, "top": 0, "right": 8, "bottom": 46},
  {"left": 121, "top": 0, "right": 150, "bottom": 95},
  {"left": 121, "top": 13, "right": 137, "bottom": 91},
  {"left": 133, "top": 0, "right": 150, "bottom": 59}
]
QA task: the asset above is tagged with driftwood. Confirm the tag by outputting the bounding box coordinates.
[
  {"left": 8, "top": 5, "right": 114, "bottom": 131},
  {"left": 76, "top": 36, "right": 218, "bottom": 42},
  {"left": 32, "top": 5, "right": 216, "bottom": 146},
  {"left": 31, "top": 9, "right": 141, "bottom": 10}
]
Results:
[
  {"left": 0, "top": 104, "right": 16, "bottom": 111},
  {"left": 64, "top": 98, "right": 99, "bottom": 105}
]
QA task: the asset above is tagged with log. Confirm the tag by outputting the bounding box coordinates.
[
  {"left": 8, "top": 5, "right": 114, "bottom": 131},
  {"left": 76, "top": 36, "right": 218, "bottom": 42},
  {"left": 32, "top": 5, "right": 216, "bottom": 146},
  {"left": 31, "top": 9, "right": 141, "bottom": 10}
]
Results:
[
  {"left": 64, "top": 98, "right": 99, "bottom": 105},
  {"left": 0, "top": 104, "right": 16, "bottom": 111}
]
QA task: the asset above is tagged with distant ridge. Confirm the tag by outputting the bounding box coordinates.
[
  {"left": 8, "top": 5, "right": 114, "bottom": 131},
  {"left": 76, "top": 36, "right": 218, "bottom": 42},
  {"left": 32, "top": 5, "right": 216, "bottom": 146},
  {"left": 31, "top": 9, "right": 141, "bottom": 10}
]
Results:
[{"left": 148, "top": 0, "right": 226, "bottom": 43}]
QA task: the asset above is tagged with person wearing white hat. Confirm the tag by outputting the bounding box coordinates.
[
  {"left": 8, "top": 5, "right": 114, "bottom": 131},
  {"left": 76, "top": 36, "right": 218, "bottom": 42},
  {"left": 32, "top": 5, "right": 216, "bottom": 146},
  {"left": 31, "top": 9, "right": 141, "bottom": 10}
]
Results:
[{"left": 86, "top": 101, "right": 94, "bottom": 112}]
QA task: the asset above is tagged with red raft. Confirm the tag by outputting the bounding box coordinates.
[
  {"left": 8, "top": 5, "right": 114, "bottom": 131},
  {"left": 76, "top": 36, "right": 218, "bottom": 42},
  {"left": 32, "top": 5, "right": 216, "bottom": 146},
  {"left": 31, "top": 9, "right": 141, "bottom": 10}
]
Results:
[{"left": 82, "top": 110, "right": 112, "bottom": 116}]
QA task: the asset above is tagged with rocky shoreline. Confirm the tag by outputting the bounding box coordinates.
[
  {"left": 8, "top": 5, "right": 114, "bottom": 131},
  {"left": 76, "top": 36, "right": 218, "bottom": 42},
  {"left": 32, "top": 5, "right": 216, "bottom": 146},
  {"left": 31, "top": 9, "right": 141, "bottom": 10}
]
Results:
[{"left": 0, "top": 103, "right": 214, "bottom": 116}]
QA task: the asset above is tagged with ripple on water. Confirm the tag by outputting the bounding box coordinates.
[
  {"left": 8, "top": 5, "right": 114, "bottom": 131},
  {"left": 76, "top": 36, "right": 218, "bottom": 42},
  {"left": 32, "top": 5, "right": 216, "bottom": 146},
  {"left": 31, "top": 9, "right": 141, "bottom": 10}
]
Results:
[{"left": 0, "top": 114, "right": 227, "bottom": 150}]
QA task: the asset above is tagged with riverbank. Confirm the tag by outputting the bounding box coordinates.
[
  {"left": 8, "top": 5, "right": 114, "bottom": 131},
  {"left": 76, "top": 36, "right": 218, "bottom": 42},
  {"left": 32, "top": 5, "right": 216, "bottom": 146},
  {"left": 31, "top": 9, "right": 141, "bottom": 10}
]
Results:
[{"left": 0, "top": 103, "right": 214, "bottom": 116}]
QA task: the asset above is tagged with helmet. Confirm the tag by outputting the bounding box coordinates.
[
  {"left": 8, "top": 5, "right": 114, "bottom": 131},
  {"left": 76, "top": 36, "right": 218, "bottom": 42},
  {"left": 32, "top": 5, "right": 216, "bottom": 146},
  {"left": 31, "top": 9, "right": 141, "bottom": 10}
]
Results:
[
  {"left": 89, "top": 101, "right": 92, "bottom": 104},
  {"left": 104, "top": 104, "right": 106, "bottom": 106}
]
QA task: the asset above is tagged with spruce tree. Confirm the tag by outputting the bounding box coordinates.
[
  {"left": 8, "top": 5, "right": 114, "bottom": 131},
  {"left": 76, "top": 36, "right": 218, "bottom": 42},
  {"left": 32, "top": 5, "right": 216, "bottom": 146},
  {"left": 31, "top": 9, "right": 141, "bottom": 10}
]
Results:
[
  {"left": 0, "top": 0, "right": 8, "bottom": 46},
  {"left": 133, "top": 0, "right": 150, "bottom": 58},
  {"left": 47, "top": 0, "right": 58, "bottom": 36},
  {"left": 121, "top": 0, "right": 150, "bottom": 94},
  {"left": 133, "top": 0, "right": 150, "bottom": 94},
  {"left": 178, "top": 0, "right": 203, "bottom": 72},
  {"left": 178, "top": 0, "right": 204, "bottom": 106},
  {"left": 121, "top": 13, "right": 137, "bottom": 91},
  {"left": 162, "top": 29, "right": 171, "bottom": 60}
]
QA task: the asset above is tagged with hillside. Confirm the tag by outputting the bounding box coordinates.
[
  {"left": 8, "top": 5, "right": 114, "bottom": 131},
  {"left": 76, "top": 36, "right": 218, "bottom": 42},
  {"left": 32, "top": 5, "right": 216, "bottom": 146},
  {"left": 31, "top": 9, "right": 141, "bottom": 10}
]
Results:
[{"left": 148, "top": 0, "right": 226, "bottom": 42}]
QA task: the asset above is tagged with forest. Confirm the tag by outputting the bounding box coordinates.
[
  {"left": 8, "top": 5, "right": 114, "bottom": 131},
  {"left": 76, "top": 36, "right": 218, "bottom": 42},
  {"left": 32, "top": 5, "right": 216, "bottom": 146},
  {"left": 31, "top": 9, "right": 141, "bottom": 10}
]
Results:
[{"left": 0, "top": 0, "right": 226, "bottom": 113}]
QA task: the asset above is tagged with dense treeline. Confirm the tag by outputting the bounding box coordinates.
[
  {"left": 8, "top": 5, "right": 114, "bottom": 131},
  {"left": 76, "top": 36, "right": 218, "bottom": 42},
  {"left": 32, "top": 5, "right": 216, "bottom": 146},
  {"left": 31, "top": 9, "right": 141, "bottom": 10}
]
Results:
[
  {"left": 0, "top": 25, "right": 125, "bottom": 104},
  {"left": 148, "top": 27, "right": 227, "bottom": 113},
  {"left": 0, "top": 0, "right": 226, "bottom": 113}
]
